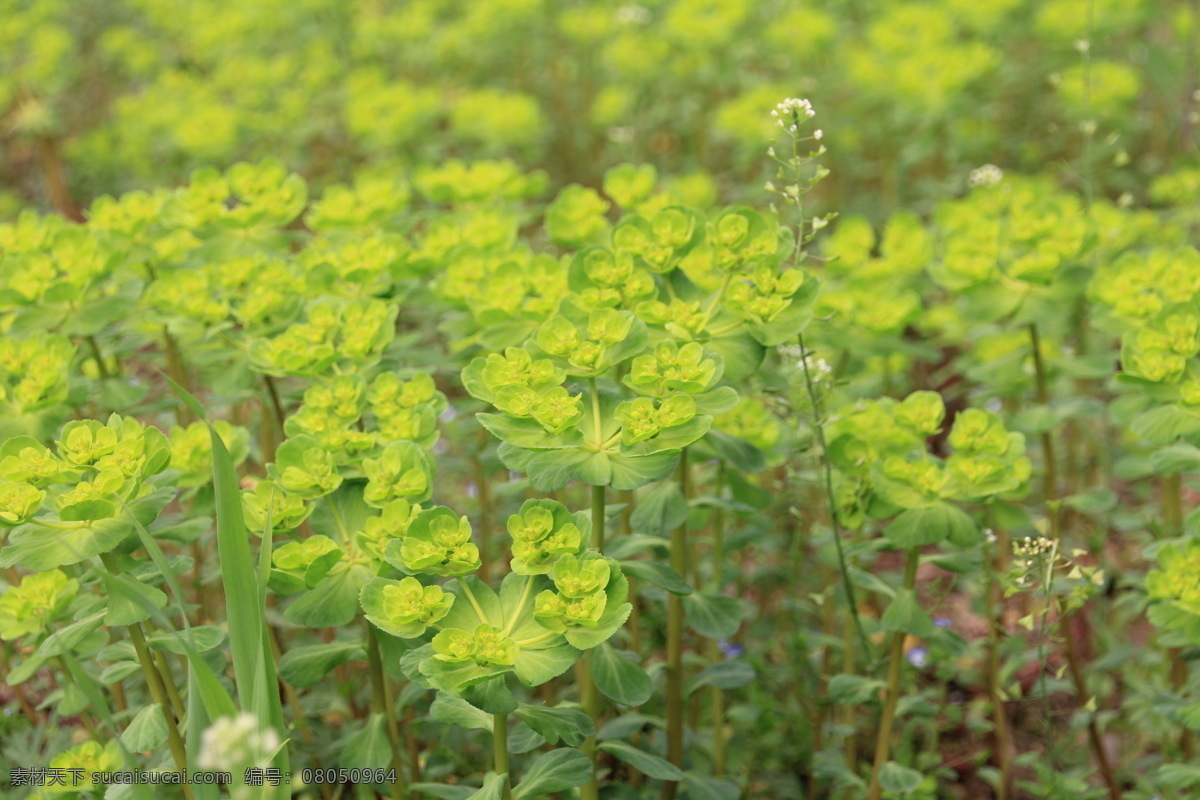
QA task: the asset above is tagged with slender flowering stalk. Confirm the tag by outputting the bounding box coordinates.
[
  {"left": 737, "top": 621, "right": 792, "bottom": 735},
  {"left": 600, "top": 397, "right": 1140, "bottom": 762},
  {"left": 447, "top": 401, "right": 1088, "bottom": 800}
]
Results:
[{"left": 661, "top": 449, "right": 689, "bottom": 800}]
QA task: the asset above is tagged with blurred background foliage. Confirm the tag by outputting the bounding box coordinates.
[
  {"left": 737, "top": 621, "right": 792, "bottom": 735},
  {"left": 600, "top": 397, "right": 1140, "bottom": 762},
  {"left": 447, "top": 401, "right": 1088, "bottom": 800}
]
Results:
[{"left": 0, "top": 0, "right": 1193, "bottom": 222}]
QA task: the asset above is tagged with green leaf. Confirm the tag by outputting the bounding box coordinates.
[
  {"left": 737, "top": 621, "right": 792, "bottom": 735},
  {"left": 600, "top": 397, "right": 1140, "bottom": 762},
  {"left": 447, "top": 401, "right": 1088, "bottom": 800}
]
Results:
[
  {"left": 597, "top": 740, "right": 684, "bottom": 780},
  {"left": 880, "top": 589, "right": 935, "bottom": 638},
  {"left": 884, "top": 503, "right": 977, "bottom": 548},
  {"left": 512, "top": 748, "right": 592, "bottom": 799},
  {"left": 0, "top": 488, "right": 175, "bottom": 571},
  {"left": 622, "top": 417, "right": 712, "bottom": 456},
  {"left": 309, "top": 483, "right": 374, "bottom": 543},
  {"left": 498, "top": 445, "right": 587, "bottom": 492},
  {"left": 1061, "top": 488, "right": 1118, "bottom": 515},
  {"left": 120, "top": 703, "right": 169, "bottom": 752},
  {"left": 285, "top": 565, "right": 372, "bottom": 627},
  {"left": 688, "top": 660, "right": 754, "bottom": 694},
  {"left": 606, "top": 534, "right": 668, "bottom": 560},
  {"left": 513, "top": 641, "right": 580, "bottom": 687},
  {"left": 877, "top": 762, "right": 923, "bottom": 794},
  {"left": 103, "top": 573, "right": 168, "bottom": 627},
  {"left": 441, "top": 576, "right": 505, "bottom": 630},
  {"left": 703, "top": 430, "right": 765, "bottom": 473},
  {"left": 629, "top": 479, "right": 688, "bottom": 536},
  {"left": 466, "top": 773, "right": 508, "bottom": 800},
  {"left": 421, "top": 656, "right": 510, "bottom": 695},
  {"left": 607, "top": 452, "right": 681, "bottom": 490},
  {"left": 342, "top": 713, "right": 391, "bottom": 770},
  {"left": 462, "top": 676, "right": 518, "bottom": 715},
  {"left": 430, "top": 693, "right": 494, "bottom": 732},
  {"left": 619, "top": 560, "right": 692, "bottom": 595},
  {"left": 683, "top": 593, "right": 744, "bottom": 639},
  {"left": 1151, "top": 443, "right": 1200, "bottom": 475},
  {"left": 478, "top": 414, "right": 582, "bottom": 450},
  {"left": 409, "top": 784, "right": 476, "bottom": 800},
  {"left": 279, "top": 642, "right": 363, "bottom": 688},
  {"left": 827, "top": 674, "right": 885, "bottom": 705},
  {"left": 209, "top": 421, "right": 279, "bottom": 750},
  {"left": 508, "top": 720, "right": 548, "bottom": 754},
  {"left": 1133, "top": 405, "right": 1200, "bottom": 445},
  {"left": 592, "top": 643, "right": 653, "bottom": 706},
  {"left": 681, "top": 774, "right": 741, "bottom": 800},
  {"left": 146, "top": 625, "right": 225, "bottom": 655},
  {"left": 38, "top": 612, "right": 105, "bottom": 659},
  {"left": 596, "top": 712, "right": 662, "bottom": 740},
  {"left": 923, "top": 550, "right": 983, "bottom": 574},
  {"left": 514, "top": 704, "right": 595, "bottom": 746}
]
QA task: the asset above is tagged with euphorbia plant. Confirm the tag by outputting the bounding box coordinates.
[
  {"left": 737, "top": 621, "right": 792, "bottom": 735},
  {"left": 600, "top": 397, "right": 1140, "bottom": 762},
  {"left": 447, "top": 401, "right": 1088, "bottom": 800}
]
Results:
[{"left": 358, "top": 496, "right": 631, "bottom": 799}]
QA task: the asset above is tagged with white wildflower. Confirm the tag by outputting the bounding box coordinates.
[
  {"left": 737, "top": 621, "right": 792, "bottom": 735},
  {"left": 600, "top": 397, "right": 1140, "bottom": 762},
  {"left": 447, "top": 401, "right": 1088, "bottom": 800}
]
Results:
[
  {"left": 773, "top": 97, "right": 815, "bottom": 130},
  {"left": 198, "top": 713, "right": 280, "bottom": 771},
  {"left": 967, "top": 164, "right": 1004, "bottom": 188},
  {"left": 778, "top": 344, "right": 802, "bottom": 362},
  {"left": 813, "top": 129, "right": 823, "bottom": 140},
  {"left": 607, "top": 126, "right": 635, "bottom": 143},
  {"left": 615, "top": 5, "right": 652, "bottom": 25},
  {"left": 803, "top": 355, "right": 832, "bottom": 377}
]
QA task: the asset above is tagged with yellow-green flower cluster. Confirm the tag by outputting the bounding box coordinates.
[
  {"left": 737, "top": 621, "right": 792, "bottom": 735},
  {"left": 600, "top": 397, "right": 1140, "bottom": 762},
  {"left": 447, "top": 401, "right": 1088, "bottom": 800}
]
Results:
[
  {"left": 626, "top": 341, "right": 719, "bottom": 397},
  {"left": 534, "top": 553, "right": 611, "bottom": 632},
  {"left": 432, "top": 624, "right": 518, "bottom": 667},
  {"left": 506, "top": 500, "right": 583, "bottom": 575},
  {"left": 241, "top": 480, "right": 311, "bottom": 537},
  {"left": 360, "top": 576, "right": 454, "bottom": 638},
  {"left": 169, "top": 420, "right": 250, "bottom": 488},
  {"left": 399, "top": 507, "right": 480, "bottom": 577},
  {"left": 0, "top": 334, "right": 74, "bottom": 416},
  {"left": 614, "top": 396, "right": 697, "bottom": 446},
  {"left": 362, "top": 441, "right": 433, "bottom": 508},
  {"left": 0, "top": 569, "right": 78, "bottom": 639},
  {"left": 249, "top": 298, "right": 397, "bottom": 378},
  {"left": 1147, "top": 538, "right": 1200, "bottom": 635}
]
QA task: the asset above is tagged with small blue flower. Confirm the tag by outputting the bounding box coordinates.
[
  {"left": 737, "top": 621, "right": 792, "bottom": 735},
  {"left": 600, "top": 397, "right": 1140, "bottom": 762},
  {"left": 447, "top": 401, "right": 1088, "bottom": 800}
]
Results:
[
  {"left": 934, "top": 617, "right": 953, "bottom": 629},
  {"left": 718, "top": 640, "right": 744, "bottom": 659},
  {"left": 906, "top": 646, "right": 929, "bottom": 669}
]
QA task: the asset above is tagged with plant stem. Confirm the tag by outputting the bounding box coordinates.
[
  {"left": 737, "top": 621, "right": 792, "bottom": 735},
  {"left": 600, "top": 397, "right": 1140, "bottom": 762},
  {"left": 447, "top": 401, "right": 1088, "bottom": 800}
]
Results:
[
  {"left": 579, "top": 482, "right": 607, "bottom": 800},
  {"left": 1028, "top": 322, "right": 1121, "bottom": 800},
  {"left": 130, "top": 621, "right": 192, "bottom": 790},
  {"left": 710, "top": 462, "right": 727, "bottom": 776},
  {"left": 52, "top": 657, "right": 102, "bottom": 742},
  {"left": 985, "top": 516, "right": 1013, "bottom": 800},
  {"left": 1164, "top": 474, "right": 1196, "bottom": 762},
  {"left": 366, "top": 623, "right": 406, "bottom": 800},
  {"left": 98, "top": 553, "right": 191, "bottom": 793},
  {"left": 406, "top": 704, "right": 421, "bottom": 781},
  {"left": 0, "top": 646, "right": 41, "bottom": 725},
  {"left": 798, "top": 333, "right": 872, "bottom": 661},
  {"left": 592, "top": 483, "right": 606, "bottom": 551},
  {"left": 661, "top": 449, "right": 689, "bottom": 800},
  {"left": 153, "top": 648, "right": 187, "bottom": 722},
  {"left": 475, "top": 430, "right": 493, "bottom": 582},
  {"left": 866, "top": 547, "right": 919, "bottom": 800},
  {"left": 85, "top": 335, "right": 110, "bottom": 381},
  {"left": 494, "top": 713, "right": 513, "bottom": 800},
  {"left": 264, "top": 375, "right": 287, "bottom": 437},
  {"left": 623, "top": 488, "right": 643, "bottom": 654},
  {"left": 162, "top": 326, "right": 194, "bottom": 425}
]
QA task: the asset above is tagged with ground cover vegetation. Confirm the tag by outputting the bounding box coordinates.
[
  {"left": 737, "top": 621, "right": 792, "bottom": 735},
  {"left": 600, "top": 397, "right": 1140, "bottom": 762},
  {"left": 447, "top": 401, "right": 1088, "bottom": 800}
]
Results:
[{"left": 2, "top": 2, "right": 1200, "bottom": 800}]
